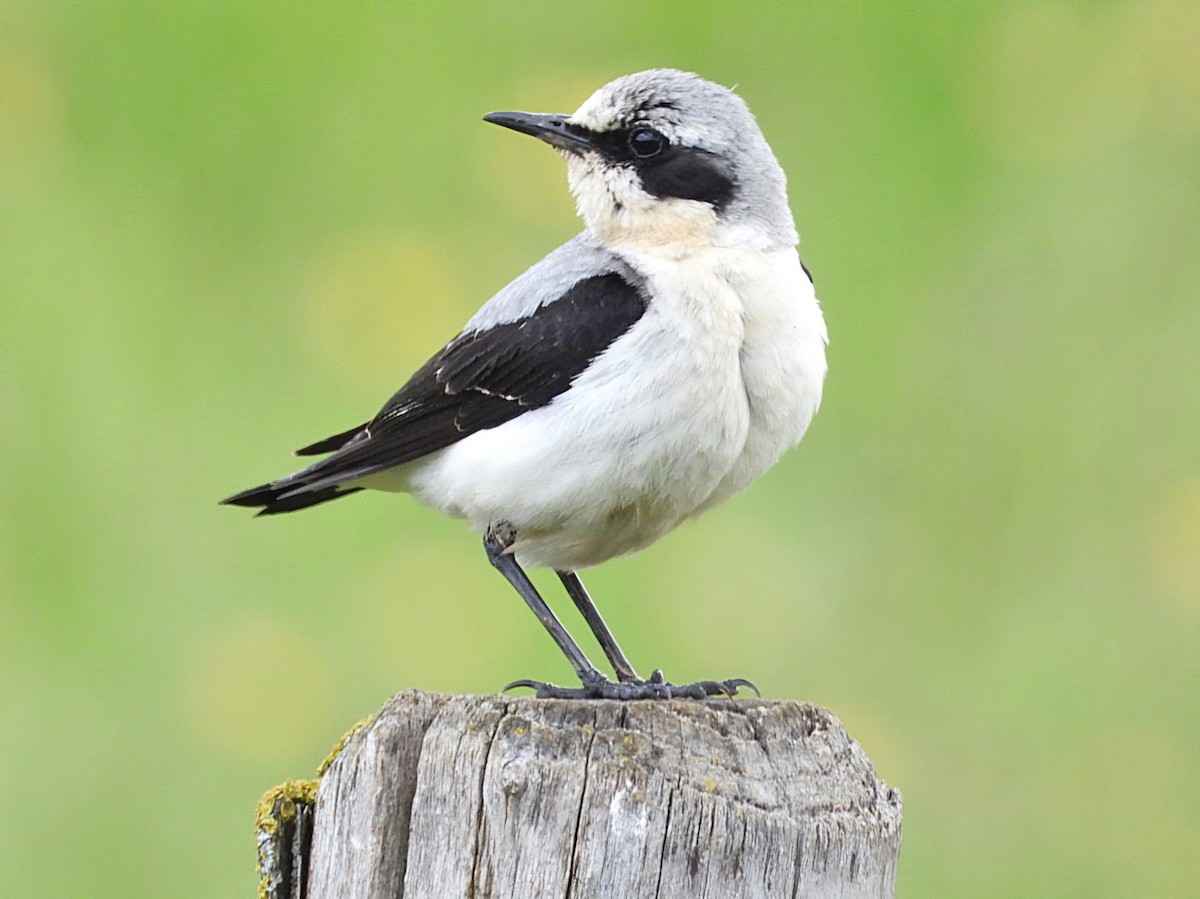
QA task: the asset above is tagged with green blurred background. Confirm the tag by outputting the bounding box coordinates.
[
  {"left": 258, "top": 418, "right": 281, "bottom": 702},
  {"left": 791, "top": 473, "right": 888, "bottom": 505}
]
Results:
[{"left": 2, "top": 2, "right": 1197, "bottom": 896}]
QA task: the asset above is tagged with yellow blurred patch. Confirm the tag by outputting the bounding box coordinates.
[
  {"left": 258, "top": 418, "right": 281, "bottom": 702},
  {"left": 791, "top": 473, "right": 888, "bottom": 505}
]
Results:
[
  {"left": 346, "top": 536, "right": 515, "bottom": 690},
  {"left": 1125, "top": 0, "right": 1200, "bottom": 137},
  {"left": 184, "top": 616, "right": 335, "bottom": 760},
  {"left": 303, "top": 233, "right": 471, "bottom": 384},
  {"left": 968, "top": 1, "right": 1200, "bottom": 162},
  {"left": 511, "top": 70, "right": 615, "bottom": 119},
  {"left": 823, "top": 701, "right": 902, "bottom": 786},
  {"left": 475, "top": 70, "right": 611, "bottom": 225},
  {"left": 1145, "top": 475, "right": 1200, "bottom": 616},
  {"left": 0, "top": 45, "right": 66, "bottom": 193}
]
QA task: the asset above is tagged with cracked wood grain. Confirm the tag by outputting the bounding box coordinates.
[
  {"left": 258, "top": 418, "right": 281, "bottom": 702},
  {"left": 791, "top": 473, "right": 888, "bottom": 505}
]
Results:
[{"left": 307, "top": 691, "right": 902, "bottom": 898}]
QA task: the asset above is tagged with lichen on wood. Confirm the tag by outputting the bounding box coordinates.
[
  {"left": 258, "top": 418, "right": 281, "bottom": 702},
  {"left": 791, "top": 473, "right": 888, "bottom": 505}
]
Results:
[{"left": 255, "top": 779, "right": 317, "bottom": 899}]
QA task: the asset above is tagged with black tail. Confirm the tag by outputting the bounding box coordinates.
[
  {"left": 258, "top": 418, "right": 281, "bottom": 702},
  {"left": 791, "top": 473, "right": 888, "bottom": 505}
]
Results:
[
  {"left": 220, "top": 480, "right": 363, "bottom": 516},
  {"left": 222, "top": 420, "right": 372, "bottom": 516}
]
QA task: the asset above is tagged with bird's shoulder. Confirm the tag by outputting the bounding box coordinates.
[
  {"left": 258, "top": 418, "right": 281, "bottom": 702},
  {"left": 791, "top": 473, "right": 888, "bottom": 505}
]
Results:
[
  {"left": 463, "top": 232, "right": 646, "bottom": 331},
  {"left": 376, "top": 235, "right": 647, "bottom": 421}
]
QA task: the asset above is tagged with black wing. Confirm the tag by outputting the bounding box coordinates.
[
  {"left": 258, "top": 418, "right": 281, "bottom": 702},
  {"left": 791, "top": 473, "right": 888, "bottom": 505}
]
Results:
[{"left": 222, "top": 272, "right": 646, "bottom": 515}]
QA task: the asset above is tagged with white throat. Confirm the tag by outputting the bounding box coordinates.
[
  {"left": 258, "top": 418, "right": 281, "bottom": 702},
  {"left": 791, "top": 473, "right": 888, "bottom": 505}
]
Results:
[
  {"left": 564, "top": 154, "right": 718, "bottom": 253},
  {"left": 565, "top": 154, "right": 791, "bottom": 256}
]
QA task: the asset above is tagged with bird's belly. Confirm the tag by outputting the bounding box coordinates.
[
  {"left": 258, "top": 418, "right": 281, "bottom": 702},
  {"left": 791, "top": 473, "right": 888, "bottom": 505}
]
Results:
[
  {"left": 696, "top": 253, "right": 828, "bottom": 513},
  {"left": 395, "top": 312, "right": 750, "bottom": 570}
]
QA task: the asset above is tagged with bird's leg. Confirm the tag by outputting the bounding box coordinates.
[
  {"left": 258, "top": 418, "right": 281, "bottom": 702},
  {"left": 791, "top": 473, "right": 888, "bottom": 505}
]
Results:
[
  {"left": 551, "top": 571, "right": 761, "bottom": 699},
  {"left": 486, "top": 526, "right": 760, "bottom": 701},
  {"left": 483, "top": 523, "right": 609, "bottom": 690},
  {"left": 556, "top": 570, "right": 643, "bottom": 684}
]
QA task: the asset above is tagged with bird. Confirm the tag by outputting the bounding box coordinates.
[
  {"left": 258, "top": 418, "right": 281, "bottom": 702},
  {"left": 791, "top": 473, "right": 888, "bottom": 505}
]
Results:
[{"left": 222, "top": 69, "right": 828, "bottom": 700}]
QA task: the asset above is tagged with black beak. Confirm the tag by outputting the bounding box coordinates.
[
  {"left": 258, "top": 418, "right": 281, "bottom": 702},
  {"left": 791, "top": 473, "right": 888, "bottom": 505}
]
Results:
[{"left": 483, "top": 111, "right": 598, "bottom": 154}]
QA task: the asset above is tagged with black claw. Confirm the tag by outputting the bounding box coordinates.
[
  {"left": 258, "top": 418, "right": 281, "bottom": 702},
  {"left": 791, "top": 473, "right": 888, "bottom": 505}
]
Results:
[
  {"left": 705, "top": 680, "right": 737, "bottom": 700},
  {"left": 502, "top": 678, "right": 547, "bottom": 693},
  {"left": 501, "top": 674, "right": 760, "bottom": 701},
  {"left": 723, "top": 677, "right": 762, "bottom": 698},
  {"left": 501, "top": 678, "right": 604, "bottom": 699}
]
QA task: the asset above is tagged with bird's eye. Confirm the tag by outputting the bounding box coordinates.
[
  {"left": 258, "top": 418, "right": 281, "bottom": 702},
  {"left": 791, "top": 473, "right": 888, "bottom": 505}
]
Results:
[{"left": 628, "top": 127, "right": 666, "bottom": 159}]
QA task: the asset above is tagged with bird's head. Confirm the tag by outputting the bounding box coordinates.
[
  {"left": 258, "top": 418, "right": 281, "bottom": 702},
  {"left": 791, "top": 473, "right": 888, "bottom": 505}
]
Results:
[{"left": 485, "top": 69, "right": 797, "bottom": 253}]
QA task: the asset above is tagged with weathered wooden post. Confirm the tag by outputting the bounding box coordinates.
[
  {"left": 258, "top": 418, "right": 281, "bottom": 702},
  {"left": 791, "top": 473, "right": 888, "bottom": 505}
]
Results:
[{"left": 261, "top": 690, "right": 901, "bottom": 898}]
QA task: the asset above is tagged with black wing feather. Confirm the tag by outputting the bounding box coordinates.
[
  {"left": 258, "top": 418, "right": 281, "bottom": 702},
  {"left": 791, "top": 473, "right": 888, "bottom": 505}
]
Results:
[{"left": 222, "top": 272, "right": 646, "bottom": 514}]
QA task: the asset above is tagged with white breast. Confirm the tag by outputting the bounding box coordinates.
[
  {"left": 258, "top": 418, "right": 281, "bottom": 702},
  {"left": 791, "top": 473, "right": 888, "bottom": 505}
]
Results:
[{"left": 696, "top": 248, "right": 828, "bottom": 514}]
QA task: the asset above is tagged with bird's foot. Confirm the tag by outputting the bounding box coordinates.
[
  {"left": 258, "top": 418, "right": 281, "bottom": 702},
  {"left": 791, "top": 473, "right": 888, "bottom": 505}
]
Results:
[{"left": 503, "top": 669, "right": 760, "bottom": 700}]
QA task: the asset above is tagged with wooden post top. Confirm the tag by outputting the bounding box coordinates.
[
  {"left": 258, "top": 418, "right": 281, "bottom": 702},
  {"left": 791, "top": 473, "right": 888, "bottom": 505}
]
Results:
[{"left": 293, "top": 690, "right": 901, "bottom": 898}]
